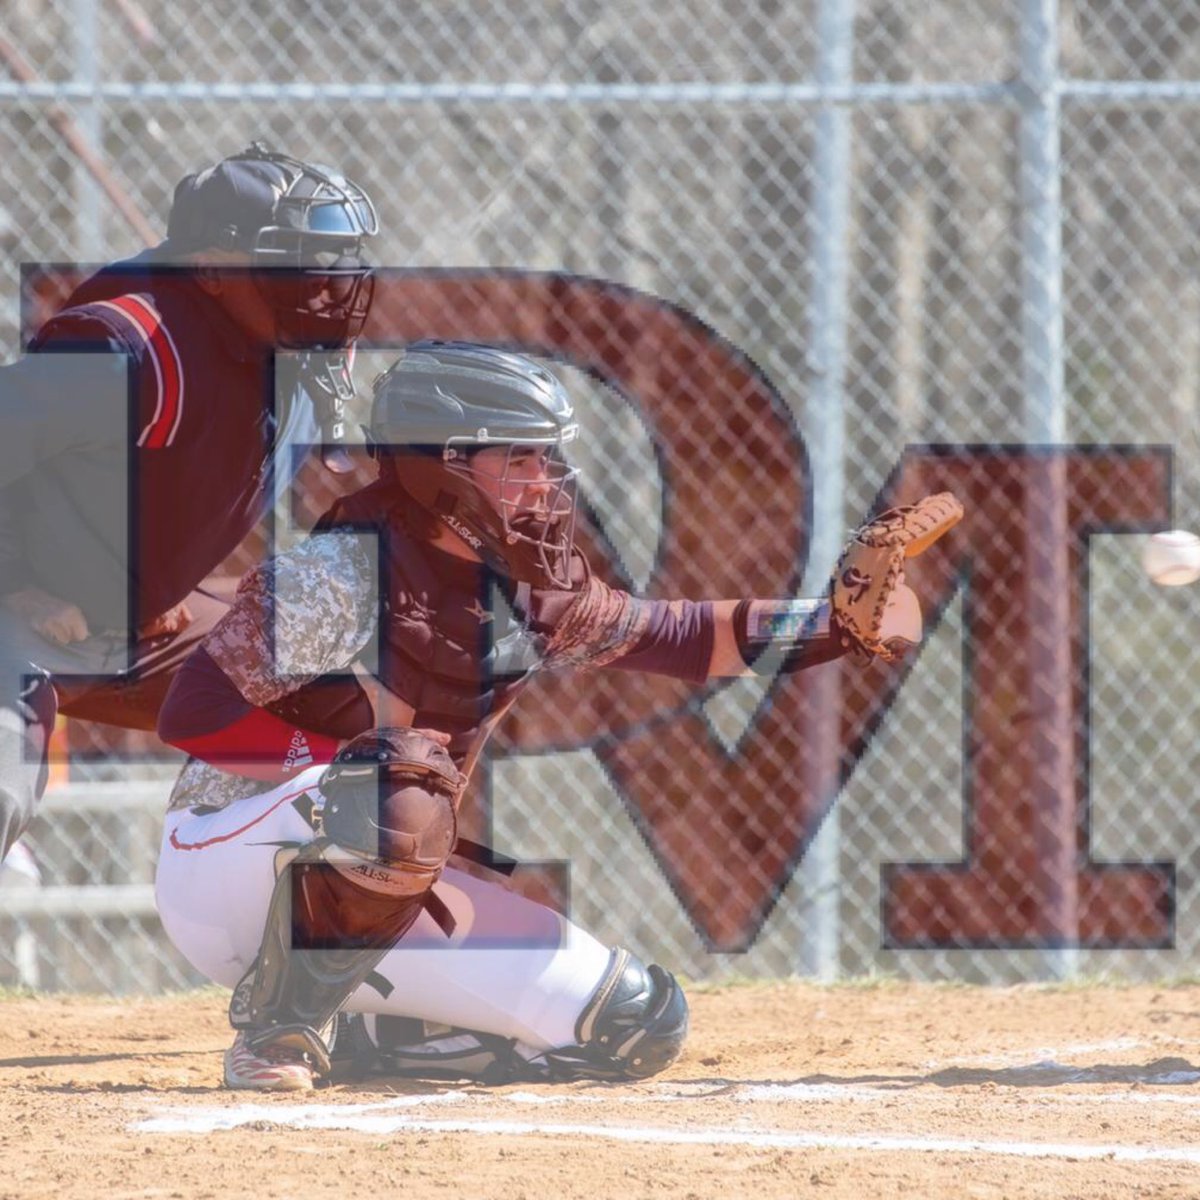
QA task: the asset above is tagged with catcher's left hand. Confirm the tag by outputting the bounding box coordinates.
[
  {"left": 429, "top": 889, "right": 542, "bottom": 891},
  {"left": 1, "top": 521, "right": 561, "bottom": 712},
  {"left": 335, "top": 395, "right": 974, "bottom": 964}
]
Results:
[{"left": 831, "top": 492, "right": 963, "bottom": 662}]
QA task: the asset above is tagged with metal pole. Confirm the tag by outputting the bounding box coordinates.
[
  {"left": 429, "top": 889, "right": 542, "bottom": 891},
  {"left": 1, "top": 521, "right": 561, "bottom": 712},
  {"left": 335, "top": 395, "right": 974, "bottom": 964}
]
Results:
[
  {"left": 799, "top": 0, "right": 855, "bottom": 982},
  {"left": 0, "top": 79, "right": 1022, "bottom": 106},
  {"left": 0, "top": 37, "right": 156, "bottom": 245},
  {"left": 72, "top": 0, "right": 103, "bottom": 258},
  {"left": 1019, "top": 0, "right": 1078, "bottom": 978},
  {"left": 1020, "top": 0, "right": 1066, "bottom": 447}
]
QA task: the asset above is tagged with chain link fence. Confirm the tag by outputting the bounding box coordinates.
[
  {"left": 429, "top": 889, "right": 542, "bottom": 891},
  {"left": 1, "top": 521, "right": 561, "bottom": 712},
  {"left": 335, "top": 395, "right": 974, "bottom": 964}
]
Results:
[{"left": 3, "top": 0, "right": 1200, "bottom": 991}]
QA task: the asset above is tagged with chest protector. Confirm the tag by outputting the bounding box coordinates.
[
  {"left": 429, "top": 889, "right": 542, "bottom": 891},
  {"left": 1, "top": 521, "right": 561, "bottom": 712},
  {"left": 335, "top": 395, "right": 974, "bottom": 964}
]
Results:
[{"left": 317, "top": 483, "right": 543, "bottom": 730}]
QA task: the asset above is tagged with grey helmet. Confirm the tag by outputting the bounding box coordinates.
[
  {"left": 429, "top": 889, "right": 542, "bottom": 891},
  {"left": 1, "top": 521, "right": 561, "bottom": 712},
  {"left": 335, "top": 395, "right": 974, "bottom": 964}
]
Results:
[{"left": 369, "top": 340, "right": 581, "bottom": 588}]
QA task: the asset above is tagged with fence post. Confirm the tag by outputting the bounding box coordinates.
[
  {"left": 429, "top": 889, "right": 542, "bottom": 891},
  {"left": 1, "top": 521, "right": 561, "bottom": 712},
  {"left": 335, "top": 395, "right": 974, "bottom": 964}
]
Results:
[
  {"left": 800, "top": 0, "right": 856, "bottom": 981},
  {"left": 72, "top": 0, "right": 103, "bottom": 258},
  {"left": 1020, "top": 0, "right": 1078, "bottom": 978}
]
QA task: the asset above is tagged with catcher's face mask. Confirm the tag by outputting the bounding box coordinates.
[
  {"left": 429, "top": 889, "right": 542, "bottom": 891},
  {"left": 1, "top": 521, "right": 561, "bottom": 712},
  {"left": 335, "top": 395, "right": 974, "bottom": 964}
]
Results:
[
  {"left": 447, "top": 441, "right": 580, "bottom": 588},
  {"left": 366, "top": 340, "right": 582, "bottom": 588}
]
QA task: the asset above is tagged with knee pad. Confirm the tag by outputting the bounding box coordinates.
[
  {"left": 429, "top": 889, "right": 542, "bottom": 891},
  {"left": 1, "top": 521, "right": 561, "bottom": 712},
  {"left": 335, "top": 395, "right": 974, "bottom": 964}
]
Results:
[
  {"left": 544, "top": 947, "right": 689, "bottom": 1081},
  {"left": 319, "top": 728, "right": 462, "bottom": 896}
]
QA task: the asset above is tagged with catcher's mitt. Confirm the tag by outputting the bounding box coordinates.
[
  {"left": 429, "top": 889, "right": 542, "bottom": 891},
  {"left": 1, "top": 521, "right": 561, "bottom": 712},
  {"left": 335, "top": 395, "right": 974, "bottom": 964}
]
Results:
[{"left": 831, "top": 492, "right": 963, "bottom": 662}]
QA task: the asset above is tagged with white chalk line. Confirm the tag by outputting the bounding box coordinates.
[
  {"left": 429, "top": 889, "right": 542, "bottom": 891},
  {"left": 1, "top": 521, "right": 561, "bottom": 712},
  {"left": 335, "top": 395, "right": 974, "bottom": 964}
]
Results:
[
  {"left": 131, "top": 1101, "right": 1200, "bottom": 1164},
  {"left": 129, "top": 1039, "right": 1200, "bottom": 1164},
  {"left": 130, "top": 1077, "right": 1200, "bottom": 1124},
  {"left": 737, "top": 1080, "right": 1200, "bottom": 1104},
  {"left": 129, "top": 1060, "right": 1200, "bottom": 1138}
]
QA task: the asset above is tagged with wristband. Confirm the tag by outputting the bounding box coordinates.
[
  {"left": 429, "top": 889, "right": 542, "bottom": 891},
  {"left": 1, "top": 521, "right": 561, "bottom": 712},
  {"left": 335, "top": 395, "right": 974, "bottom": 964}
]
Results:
[{"left": 732, "top": 599, "right": 846, "bottom": 675}]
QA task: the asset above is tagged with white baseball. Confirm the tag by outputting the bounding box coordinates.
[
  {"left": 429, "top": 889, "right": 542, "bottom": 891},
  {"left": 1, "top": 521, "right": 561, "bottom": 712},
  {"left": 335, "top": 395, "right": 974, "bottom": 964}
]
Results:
[{"left": 1142, "top": 530, "right": 1200, "bottom": 587}]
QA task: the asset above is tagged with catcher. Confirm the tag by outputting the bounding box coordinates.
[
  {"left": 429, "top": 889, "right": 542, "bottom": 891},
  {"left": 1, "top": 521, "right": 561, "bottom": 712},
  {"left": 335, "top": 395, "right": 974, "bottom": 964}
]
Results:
[{"left": 153, "top": 340, "right": 962, "bottom": 1091}]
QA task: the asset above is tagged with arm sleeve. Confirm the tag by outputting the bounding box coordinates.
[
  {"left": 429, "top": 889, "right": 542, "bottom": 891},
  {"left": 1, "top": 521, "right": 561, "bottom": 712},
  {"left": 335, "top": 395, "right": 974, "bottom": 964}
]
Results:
[
  {"left": 605, "top": 598, "right": 715, "bottom": 684},
  {"left": 533, "top": 568, "right": 714, "bottom": 684}
]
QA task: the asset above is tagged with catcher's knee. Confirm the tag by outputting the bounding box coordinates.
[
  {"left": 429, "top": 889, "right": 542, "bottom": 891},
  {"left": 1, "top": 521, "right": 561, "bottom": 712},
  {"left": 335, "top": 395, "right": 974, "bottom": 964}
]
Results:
[
  {"left": 320, "top": 729, "right": 460, "bottom": 894},
  {"left": 546, "top": 947, "right": 689, "bottom": 1081}
]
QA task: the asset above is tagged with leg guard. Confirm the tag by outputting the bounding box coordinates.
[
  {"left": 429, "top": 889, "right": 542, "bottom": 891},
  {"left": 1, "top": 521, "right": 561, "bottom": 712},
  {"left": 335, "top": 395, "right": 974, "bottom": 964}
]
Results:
[
  {"left": 541, "top": 947, "right": 689, "bottom": 1080},
  {"left": 228, "top": 843, "right": 437, "bottom": 1076},
  {"left": 229, "top": 729, "right": 461, "bottom": 1077},
  {"left": 342, "top": 947, "right": 689, "bottom": 1084}
]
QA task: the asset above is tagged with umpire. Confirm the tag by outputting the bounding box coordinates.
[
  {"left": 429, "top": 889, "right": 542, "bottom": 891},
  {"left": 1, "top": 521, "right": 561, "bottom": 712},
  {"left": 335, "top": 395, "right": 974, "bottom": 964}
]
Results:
[{"left": 0, "top": 142, "right": 378, "bottom": 857}]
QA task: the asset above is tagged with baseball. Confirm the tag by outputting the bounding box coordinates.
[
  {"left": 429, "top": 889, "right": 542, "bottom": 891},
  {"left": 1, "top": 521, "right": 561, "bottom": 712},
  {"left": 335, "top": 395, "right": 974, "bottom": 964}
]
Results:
[{"left": 1142, "top": 530, "right": 1200, "bottom": 587}]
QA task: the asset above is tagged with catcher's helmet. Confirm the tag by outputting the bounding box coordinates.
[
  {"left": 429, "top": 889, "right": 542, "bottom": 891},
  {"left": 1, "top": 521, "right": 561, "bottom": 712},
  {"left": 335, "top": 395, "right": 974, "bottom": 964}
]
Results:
[
  {"left": 369, "top": 340, "right": 580, "bottom": 588},
  {"left": 166, "top": 141, "right": 377, "bottom": 351}
]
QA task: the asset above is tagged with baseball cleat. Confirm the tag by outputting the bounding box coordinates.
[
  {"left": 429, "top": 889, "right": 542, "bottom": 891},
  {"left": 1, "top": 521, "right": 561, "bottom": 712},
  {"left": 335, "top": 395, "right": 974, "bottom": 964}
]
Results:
[{"left": 223, "top": 1032, "right": 315, "bottom": 1092}]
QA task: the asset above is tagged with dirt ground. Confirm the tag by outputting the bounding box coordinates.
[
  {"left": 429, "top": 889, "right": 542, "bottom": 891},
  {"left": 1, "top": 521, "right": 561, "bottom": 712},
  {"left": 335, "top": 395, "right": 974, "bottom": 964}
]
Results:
[{"left": 3, "top": 981, "right": 1200, "bottom": 1200}]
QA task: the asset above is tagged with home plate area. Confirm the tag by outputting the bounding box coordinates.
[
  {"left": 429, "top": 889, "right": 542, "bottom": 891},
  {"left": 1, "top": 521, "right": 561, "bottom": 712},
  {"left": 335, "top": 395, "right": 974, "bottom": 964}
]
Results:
[
  {"left": 7, "top": 982, "right": 1200, "bottom": 1198},
  {"left": 133, "top": 1071, "right": 1200, "bottom": 1165}
]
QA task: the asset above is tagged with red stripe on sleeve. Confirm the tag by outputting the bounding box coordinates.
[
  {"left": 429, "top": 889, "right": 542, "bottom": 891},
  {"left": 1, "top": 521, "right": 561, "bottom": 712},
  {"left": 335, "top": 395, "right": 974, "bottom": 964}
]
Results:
[{"left": 107, "top": 295, "right": 184, "bottom": 449}]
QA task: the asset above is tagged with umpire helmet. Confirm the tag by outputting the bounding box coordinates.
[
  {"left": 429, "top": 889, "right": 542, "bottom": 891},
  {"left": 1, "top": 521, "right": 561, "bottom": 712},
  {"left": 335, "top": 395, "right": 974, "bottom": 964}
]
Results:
[
  {"left": 166, "top": 141, "right": 377, "bottom": 350},
  {"left": 369, "top": 340, "right": 580, "bottom": 588}
]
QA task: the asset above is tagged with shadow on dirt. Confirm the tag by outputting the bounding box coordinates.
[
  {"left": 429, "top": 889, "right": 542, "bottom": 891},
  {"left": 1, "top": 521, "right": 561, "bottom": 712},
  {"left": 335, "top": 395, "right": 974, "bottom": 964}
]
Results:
[
  {"left": 0, "top": 1048, "right": 212, "bottom": 1069},
  {"left": 678, "top": 1055, "right": 1200, "bottom": 1090}
]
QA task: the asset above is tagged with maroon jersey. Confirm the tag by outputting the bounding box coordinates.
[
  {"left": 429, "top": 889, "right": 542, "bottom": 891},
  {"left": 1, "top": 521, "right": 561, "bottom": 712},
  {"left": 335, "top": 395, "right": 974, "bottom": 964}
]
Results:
[{"left": 158, "top": 480, "right": 715, "bottom": 805}]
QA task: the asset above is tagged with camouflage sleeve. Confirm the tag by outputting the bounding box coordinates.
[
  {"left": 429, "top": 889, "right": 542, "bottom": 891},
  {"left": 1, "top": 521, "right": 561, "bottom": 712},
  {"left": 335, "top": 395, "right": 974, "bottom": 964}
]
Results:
[
  {"left": 539, "top": 577, "right": 655, "bottom": 670},
  {"left": 204, "top": 531, "right": 377, "bottom": 708},
  {"left": 166, "top": 757, "right": 277, "bottom": 813}
]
